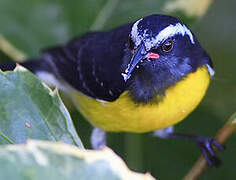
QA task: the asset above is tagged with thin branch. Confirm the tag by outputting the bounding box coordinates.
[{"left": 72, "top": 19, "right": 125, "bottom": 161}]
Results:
[
  {"left": 0, "top": 132, "right": 15, "bottom": 144},
  {"left": 183, "top": 112, "right": 236, "bottom": 180},
  {"left": 90, "top": 0, "right": 119, "bottom": 31},
  {"left": 0, "top": 34, "right": 27, "bottom": 62}
]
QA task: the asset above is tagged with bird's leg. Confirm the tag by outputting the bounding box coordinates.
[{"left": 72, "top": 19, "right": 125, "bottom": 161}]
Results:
[
  {"left": 91, "top": 127, "right": 107, "bottom": 150},
  {"left": 154, "top": 126, "right": 225, "bottom": 167}
]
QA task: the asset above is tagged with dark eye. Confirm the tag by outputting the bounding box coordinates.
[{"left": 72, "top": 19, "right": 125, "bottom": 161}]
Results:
[
  {"left": 162, "top": 39, "right": 173, "bottom": 52},
  {"left": 128, "top": 36, "right": 135, "bottom": 50}
]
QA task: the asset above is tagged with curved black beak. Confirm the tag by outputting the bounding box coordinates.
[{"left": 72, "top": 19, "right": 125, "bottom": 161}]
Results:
[{"left": 122, "top": 44, "right": 147, "bottom": 82}]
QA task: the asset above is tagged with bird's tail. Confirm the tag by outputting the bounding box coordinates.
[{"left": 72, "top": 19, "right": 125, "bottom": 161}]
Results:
[
  {"left": 0, "top": 59, "right": 65, "bottom": 90},
  {"left": 0, "top": 58, "right": 51, "bottom": 74}
]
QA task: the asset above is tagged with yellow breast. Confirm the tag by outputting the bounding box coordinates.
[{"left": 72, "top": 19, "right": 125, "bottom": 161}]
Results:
[{"left": 70, "top": 65, "right": 210, "bottom": 133}]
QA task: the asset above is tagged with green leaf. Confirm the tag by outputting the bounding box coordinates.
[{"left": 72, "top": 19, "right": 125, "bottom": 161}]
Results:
[
  {"left": 0, "top": 66, "right": 83, "bottom": 148},
  {"left": 0, "top": 0, "right": 212, "bottom": 57},
  {"left": 0, "top": 140, "right": 155, "bottom": 180}
]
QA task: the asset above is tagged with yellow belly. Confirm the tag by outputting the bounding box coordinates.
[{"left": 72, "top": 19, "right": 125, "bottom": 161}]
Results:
[{"left": 70, "top": 66, "right": 210, "bottom": 133}]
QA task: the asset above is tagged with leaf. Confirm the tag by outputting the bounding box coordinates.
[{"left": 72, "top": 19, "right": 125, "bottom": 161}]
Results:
[
  {"left": 0, "top": 0, "right": 212, "bottom": 57},
  {"left": 0, "top": 140, "right": 155, "bottom": 180},
  {"left": 0, "top": 65, "right": 84, "bottom": 148}
]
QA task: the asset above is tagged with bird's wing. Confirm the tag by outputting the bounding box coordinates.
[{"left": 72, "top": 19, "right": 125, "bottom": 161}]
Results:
[{"left": 41, "top": 24, "right": 132, "bottom": 102}]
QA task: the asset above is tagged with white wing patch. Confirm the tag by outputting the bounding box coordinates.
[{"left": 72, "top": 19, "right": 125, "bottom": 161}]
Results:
[
  {"left": 36, "top": 71, "right": 68, "bottom": 92},
  {"left": 131, "top": 19, "right": 195, "bottom": 51}
]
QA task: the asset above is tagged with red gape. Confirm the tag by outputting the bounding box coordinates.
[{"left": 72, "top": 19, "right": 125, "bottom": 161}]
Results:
[{"left": 148, "top": 52, "right": 159, "bottom": 59}]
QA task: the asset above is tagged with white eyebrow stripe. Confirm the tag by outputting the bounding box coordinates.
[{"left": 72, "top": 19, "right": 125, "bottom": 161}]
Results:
[
  {"left": 156, "top": 23, "right": 194, "bottom": 44},
  {"left": 131, "top": 18, "right": 143, "bottom": 48},
  {"left": 131, "top": 21, "right": 195, "bottom": 51}
]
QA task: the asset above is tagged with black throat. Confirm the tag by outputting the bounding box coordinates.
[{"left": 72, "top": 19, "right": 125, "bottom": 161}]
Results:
[{"left": 124, "top": 55, "right": 203, "bottom": 104}]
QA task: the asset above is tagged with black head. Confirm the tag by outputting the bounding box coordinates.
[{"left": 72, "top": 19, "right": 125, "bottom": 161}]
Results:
[{"left": 122, "top": 14, "right": 214, "bottom": 103}]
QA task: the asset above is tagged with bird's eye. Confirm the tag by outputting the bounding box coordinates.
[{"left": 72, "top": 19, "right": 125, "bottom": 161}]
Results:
[
  {"left": 162, "top": 39, "right": 173, "bottom": 52},
  {"left": 128, "top": 36, "right": 135, "bottom": 50}
]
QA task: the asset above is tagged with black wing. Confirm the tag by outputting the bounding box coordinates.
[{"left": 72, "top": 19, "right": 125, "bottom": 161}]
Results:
[{"left": 41, "top": 23, "right": 133, "bottom": 101}]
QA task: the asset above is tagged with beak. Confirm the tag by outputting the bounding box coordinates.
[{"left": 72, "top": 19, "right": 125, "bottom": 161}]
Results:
[
  {"left": 122, "top": 44, "right": 147, "bottom": 82},
  {"left": 121, "top": 44, "right": 160, "bottom": 82}
]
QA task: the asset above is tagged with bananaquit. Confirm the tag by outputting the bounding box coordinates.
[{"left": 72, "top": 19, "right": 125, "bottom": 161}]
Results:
[{"left": 0, "top": 14, "right": 224, "bottom": 166}]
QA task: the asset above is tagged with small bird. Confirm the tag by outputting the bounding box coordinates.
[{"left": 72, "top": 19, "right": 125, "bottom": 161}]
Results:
[{"left": 0, "top": 14, "right": 224, "bottom": 166}]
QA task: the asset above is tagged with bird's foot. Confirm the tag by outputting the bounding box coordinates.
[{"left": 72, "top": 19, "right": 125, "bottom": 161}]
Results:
[{"left": 195, "top": 136, "right": 225, "bottom": 167}]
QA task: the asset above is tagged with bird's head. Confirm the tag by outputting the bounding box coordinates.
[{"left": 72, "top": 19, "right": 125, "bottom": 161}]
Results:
[{"left": 122, "top": 14, "right": 214, "bottom": 103}]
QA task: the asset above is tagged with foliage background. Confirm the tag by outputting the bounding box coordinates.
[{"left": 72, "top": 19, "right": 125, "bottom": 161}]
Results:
[{"left": 0, "top": 0, "right": 235, "bottom": 179}]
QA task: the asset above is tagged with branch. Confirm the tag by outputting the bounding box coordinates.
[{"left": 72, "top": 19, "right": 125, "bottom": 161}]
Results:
[
  {"left": 183, "top": 112, "right": 236, "bottom": 180},
  {"left": 0, "top": 34, "right": 27, "bottom": 62}
]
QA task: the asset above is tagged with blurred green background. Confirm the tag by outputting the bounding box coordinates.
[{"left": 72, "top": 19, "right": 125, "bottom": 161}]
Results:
[{"left": 0, "top": 0, "right": 235, "bottom": 179}]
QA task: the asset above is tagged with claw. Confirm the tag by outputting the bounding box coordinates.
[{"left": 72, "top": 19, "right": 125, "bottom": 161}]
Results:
[
  {"left": 196, "top": 136, "right": 225, "bottom": 167},
  {"left": 212, "top": 139, "right": 225, "bottom": 151},
  {"left": 199, "top": 145, "right": 213, "bottom": 166},
  {"left": 155, "top": 132, "right": 226, "bottom": 167}
]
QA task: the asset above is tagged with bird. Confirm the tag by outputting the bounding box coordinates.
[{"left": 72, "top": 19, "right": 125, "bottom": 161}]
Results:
[{"left": 0, "top": 14, "right": 224, "bottom": 166}]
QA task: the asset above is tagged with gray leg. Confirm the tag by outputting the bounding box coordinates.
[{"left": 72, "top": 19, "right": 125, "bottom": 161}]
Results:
[
  {"left": 153, "top": 126, "right": 225, "bottom": 167},
  {"left": 153, "top": 126, "right": 174, "bottom": 139},
  {"left": 91, "top": 127, "right": 106, "bottom": 149}
]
